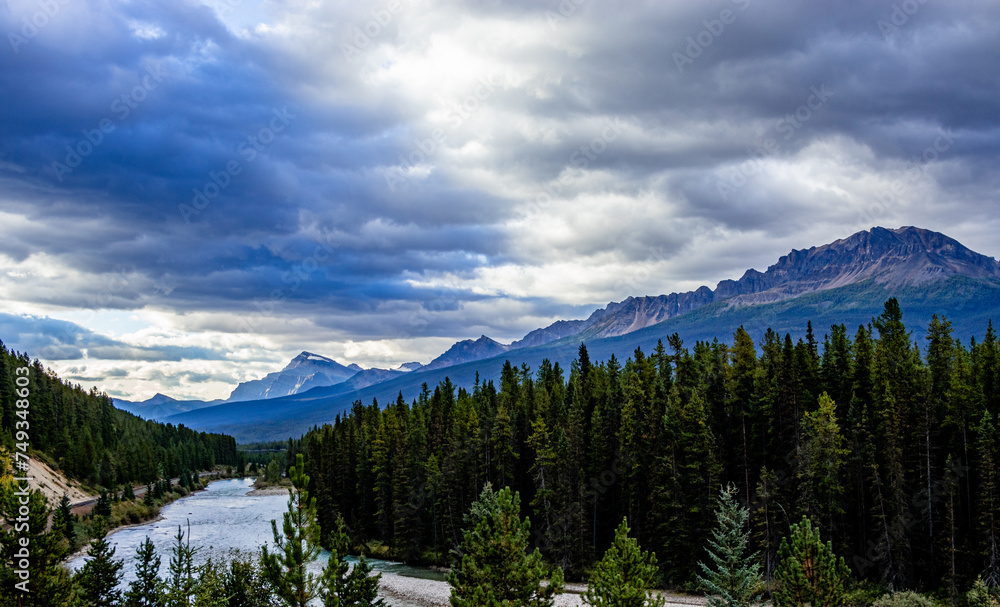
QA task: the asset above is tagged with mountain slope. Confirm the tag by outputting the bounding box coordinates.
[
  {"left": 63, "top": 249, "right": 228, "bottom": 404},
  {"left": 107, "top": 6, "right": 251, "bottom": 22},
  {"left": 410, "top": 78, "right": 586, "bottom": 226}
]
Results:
[
  {"left": 164, "top": 225, "right": 1000, "bottom": 443},
  {"left": 227, "top": 351, "right": 359, "bottom": 402},
  {"left": 432, "top": 226, "right": 1000, "bottom": 365},
  {"left": 165, "top": 275, "right": 1000, "bottom": 442},
  {"left": 422, "top": 335, "right": 510, "bottom": 370},
  {"left": 114, "top": 393, "right": 225, "bottom": 420}
]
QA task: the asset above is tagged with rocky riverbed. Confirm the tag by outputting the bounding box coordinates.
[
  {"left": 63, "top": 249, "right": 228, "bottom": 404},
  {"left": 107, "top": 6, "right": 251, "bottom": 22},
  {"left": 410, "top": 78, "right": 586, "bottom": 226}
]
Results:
[{"left": 375, "top": 571, "right": 706, "bottom": 607}]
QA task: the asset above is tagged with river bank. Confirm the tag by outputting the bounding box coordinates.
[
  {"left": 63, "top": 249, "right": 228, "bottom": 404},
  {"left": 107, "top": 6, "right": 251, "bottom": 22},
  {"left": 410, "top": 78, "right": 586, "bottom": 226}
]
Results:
[{"left": 375, "top": 571, "right": 705, "bottom": 607}]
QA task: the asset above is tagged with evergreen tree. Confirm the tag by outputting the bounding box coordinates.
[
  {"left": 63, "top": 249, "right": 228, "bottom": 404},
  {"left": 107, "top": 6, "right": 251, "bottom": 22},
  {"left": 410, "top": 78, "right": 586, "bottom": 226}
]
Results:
[
  {"left": 696, "top": 485, "right": 764, "bottom": 607},
  {"left": 223, "top": 550, "right": 277, "bottom": 607},
  {"left": 261, "top": 452, "right": 328, "bottom": 607},
  {"left": 976, "top": 412, "right": 1000, "bottom": 587},
  {"left": 166, "top": 524, "right": 200, "bottom": 607},
  {"left": 124, "top": 537, "right": 165, "bottom": 607},
  {"left": 74, "top": 518, "right": 124, "bottom": 607},
  {"left": 122, "top": 483, "right": 136, "bottom": 502},
  {"left": 56, "top": 493, "right": 77, "bottom": 547},
  {"left": 320, "top": 514, "right": 386, "bottom": 607},
  {"left": 95, "top": 489, "right": 113, "bottom": 517},
  {"left": 583, "top": 517, "right": 665, "bottom": 607},
  {"left": 773, "top": 516, "right": 849, "bottom": 607},
  {"left": 193, "top": 557, "right": 228, "bottom": 607},
  {"left": 0, "top": 482, "right": 75, "bottom": 607},
  {"left": 795, "top": 393, "right": 847, "bottom": 534},
  {"left": 448, "top": 483, "right": 564, "bottom": 607}
]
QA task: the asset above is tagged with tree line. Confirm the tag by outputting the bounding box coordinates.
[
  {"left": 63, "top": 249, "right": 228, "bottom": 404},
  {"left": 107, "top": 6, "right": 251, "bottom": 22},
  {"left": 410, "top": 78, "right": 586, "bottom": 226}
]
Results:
[
  {"left": 0, "top": 340, "right": 238, "bottom": 488},
  {"left": 301, "top": 299, "right": 1000, "bottom": 596}
]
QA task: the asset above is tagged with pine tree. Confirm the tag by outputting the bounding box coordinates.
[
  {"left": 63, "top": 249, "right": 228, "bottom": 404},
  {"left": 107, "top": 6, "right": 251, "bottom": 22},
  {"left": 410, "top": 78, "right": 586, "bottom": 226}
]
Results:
[
  {"left": 583, "top": 517, "right": 665, "bottom": 607},
  {"left": 124, "top": 537, "right": 165, "bottom": 607},
  {"left": 796, "top": 393, "right": 847, "bottom": 534},
  {"left": 772, "top": 516, "right": 849, "bottom": 607},
  {"left": 122, "top": 483, "right": 136, "bottom": 502},
  {"left": 1, "top": 483, "right": 75, "bottom": 607},
  {"left": 192, "top": 557, "right": 228, "bottom": 607},
  {"left": 261, "top": 453, "right": 324, "bottom": 607},
  {"left": 976, "top": 412, "right": 1000, "bottom": 587},
  {"left": 223, "top": 550, "right": 276, "bottom": 607},
  {"left": 696, "top": 485, "right": 764, "bottom": 607},
  {"left": 74, "top": 518, "right": 124, "bottom": 607},
  {"left": 320, "top": 514, "right": 386, "bottom": 607},
  {"left": 654, "top": 389, "right": 721, "bottom": 584},
  {"left": 166, "top": 524, "right": 200, "bottom": 607},
  {"left": 448, "top": 483, "right": 564, "bottom": 607},
  {"left": 56, "top": 493, "right": 77, "bottom": 548},
  {"left": 95, "top": 489, "right": 113, "bottom": 517}
]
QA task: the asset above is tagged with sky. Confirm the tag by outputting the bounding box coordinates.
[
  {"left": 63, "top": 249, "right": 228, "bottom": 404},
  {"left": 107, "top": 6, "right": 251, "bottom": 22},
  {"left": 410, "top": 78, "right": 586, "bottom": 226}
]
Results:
[{"left": 1, "top": 0, "right": 998, "bottom": 401}]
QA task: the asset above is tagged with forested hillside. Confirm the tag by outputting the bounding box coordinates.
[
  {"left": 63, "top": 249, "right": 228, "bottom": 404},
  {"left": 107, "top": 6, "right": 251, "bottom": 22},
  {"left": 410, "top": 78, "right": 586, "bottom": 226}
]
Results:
[
  {"left": 0, "top": 340, "right": 238, "bottom": 489},
  {"left": 302, "top": 299, "right": 1000, "bottom": 594}
]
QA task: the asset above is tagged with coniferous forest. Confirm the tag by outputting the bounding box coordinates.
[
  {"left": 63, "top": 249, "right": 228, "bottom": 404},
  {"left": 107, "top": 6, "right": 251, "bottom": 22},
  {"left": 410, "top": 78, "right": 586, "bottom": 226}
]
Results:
[
  {"left": 0, "top": 340, "right": 238, "bottom": 488},
  {"left": 302, "top": 299, "right": 1000, "bottom": 595}
]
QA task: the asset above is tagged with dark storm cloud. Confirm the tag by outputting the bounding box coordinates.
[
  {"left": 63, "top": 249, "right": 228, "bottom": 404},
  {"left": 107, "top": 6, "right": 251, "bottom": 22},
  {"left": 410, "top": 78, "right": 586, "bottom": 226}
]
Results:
[
  {"left": 0, "top": 313, "right": 225, "bottom": 361},
  {"left": 1, "top": 0, "right": 998, "bottom": 357}
]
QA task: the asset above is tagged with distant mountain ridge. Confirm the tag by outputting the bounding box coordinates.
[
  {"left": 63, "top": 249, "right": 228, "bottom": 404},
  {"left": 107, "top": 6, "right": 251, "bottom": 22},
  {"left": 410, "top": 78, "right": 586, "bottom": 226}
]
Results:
[
  {"left": 227, "top": 351, "right": 359, "bottom": 402},
  {"left": 136, "top": 226, "right": 1000, "bottom": 438}
]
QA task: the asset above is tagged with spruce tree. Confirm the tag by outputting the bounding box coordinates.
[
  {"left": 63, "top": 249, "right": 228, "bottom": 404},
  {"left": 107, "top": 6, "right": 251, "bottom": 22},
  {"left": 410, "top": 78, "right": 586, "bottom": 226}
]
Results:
[
  {"left": 261, "top": 453, "right": 324, "bottom": 607},
  {"left": 773, "top": 516, "right": 849, "bottom": 607},
  {"left": 74, "top": 518, "right": 124, "bottom": 607},
  {"left": 56, "top": 493, "right": 77, "bottom": 548},
  {"left": 124, "top": 537, "right": 165, "bottom": 607},
  {"left": 583, "top": 517, "right": 665, "bottom": 607},
  {"left": 95, "top": 489, "right": 113, "bottom": 517},
  {"left": 448, "top": 483, "right": 564, "bottom": 607},
  {"left": 0, "top": 483, "right": 75, "bottom": 607},
  {"left": 795, "top": 393, "right": 847, "bottom": 533},
  {"left": 166, "top": 524, "right": 200, "bottom": 607},
  {"left": 320, "top": 514, "right": 387, "bottom": 607},
  {"left": 697, "top": 485, "right": 764, "bottom": 607},
  {"left": 223, "top": 550, "right": 277, "bottom": 607}
]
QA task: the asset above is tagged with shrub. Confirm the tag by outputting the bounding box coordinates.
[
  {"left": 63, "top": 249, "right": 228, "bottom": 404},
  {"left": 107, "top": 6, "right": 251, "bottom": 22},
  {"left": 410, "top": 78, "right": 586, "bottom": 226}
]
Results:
[
  {"left": 967, "top": 577, "right": 1000, "bottom": 607},
  {"left": 871, "top": 591, "right": 935, "bottom": 607},
  {"left": 842, "top": 580, "right": 888, "bottom": 607}
]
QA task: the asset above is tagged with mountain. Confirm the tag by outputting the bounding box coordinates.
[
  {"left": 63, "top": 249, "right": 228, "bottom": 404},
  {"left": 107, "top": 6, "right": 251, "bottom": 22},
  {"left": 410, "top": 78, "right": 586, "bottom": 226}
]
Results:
[
  {"left": 114, "top": 393, "right": 225, "bottom": 420},
  {"left": 396, "top": 362, "right": 423, "bottom": 372},
  {"left": 422, "top": 335, "right": 510, "bottom": 370},
  {"left": 163, "top": 226, "right": 1000, "bottom": 442},
  {"left": 226, "top": 351, "right": 359, "bottom": 402},
  {"left": 438, "top": 226, "right": 1000, "bottom": 358}
]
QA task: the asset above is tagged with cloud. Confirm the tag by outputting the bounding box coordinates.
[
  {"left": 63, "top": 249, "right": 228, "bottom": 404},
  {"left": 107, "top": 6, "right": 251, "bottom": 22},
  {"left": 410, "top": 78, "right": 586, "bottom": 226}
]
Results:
[
  {"left": 1, "top": 0, "right": 999, "bottom": 396},
  {"left": 0, "top": 313, "right": 225, "bottom": 362}
]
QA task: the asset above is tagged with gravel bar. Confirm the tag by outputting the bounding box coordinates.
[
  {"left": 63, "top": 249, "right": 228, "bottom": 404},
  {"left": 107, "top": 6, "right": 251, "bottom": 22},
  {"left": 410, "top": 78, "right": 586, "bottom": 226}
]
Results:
[{"left": 376, "top": 571, "right": 706, "bottom": 607}]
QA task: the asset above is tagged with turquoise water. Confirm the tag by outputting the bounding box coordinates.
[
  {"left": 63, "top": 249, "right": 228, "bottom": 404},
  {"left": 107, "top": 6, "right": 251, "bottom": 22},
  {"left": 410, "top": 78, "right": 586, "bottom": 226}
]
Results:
[{"left": 65, "top": 478, "right": 442, "bottom": 604}]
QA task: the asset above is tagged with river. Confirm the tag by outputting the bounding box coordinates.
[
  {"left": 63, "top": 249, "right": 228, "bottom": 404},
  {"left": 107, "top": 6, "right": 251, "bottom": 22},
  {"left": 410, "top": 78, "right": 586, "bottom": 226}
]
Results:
[{"left": 66, "top": 478, "right": 442, "bottom": 606}]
